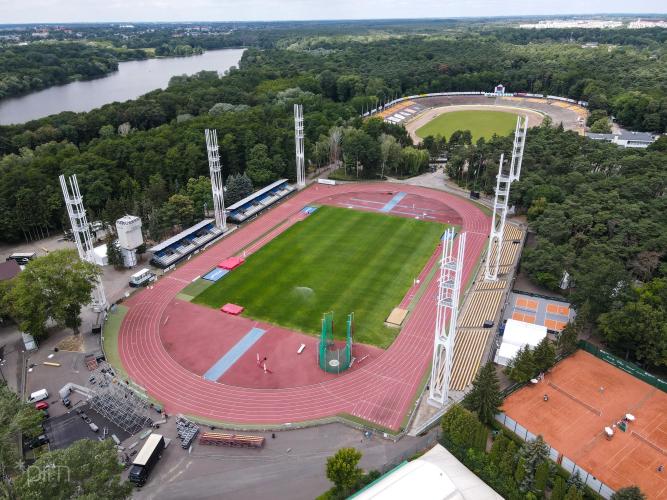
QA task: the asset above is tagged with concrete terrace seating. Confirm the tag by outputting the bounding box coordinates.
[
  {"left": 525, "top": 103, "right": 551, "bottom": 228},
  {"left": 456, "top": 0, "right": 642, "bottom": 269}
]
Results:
[
  {"left": 458, "top": 290, "right": 504, "bottom": 328},
  {"left": 450, "top": 329, "right": 490, "bottom": 390}
]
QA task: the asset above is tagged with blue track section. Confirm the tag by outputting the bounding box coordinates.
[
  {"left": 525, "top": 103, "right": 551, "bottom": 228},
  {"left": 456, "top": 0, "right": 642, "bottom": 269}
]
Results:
[
  {"left": 203, "top": 327, "right": 267, "bottom": 381},
  {"left": 301, "top": 206, "right": 318, "bottom": 214},
  {"left": 380, "top": 192, "right": 407, "bottom": 213},
  {"left": 202, "top": 268, "right": 229, "bottom": 282}
]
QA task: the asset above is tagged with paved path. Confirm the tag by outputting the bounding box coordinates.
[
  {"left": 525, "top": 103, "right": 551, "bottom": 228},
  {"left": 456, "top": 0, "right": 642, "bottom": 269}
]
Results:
[{"left": 118, "top": 183, "right": 489, "bottom": 431}]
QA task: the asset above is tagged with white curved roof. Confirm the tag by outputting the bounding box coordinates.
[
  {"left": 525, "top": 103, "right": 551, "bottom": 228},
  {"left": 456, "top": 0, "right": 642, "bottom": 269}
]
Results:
[{"left": 351, "top": 444, "right": 503, "bottom": 500}]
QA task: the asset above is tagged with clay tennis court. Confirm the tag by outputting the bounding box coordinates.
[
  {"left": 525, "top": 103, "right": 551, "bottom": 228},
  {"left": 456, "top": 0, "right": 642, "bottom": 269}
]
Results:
[
  {"left": 503, "top": 350, "right": 667, "bottom": 498},
  {"left": 118, "top": 183, "right": 489, "bottom": 431}
]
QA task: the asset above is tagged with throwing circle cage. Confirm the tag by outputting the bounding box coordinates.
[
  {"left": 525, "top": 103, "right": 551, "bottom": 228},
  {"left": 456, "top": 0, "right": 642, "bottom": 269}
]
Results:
[{"left": 318, "top": 312, "right": 353, "bottom": 374}]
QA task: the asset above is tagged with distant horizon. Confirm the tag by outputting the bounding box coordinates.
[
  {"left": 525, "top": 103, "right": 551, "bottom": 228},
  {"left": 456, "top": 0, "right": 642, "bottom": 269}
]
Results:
[
  {"left": 0, "top": 0, "right": 665, "bottom": 25},
  {"left": 1, "top": 13, "right": 667, "bottom": 26}
]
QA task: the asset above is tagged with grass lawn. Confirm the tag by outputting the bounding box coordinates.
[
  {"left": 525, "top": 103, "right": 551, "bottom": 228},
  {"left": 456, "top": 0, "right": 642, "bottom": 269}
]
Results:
[
  {"left": 416, "top": 110, "right": 517, "bottom": 142},
  {"left": 193, "top": 206, "right": 444, "bottom": 348}
]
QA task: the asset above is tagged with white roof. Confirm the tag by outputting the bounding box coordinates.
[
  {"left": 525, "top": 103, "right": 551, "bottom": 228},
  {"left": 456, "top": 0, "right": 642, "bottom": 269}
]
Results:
[
  {"left": 352, "top": 444, "right": 502, "bottom": 500},
  {"left": 495, "top": 319, "right": 547, "bottom": 367},
  {"left": 503, "top": 319, "right": 546, "bottom": 348}
]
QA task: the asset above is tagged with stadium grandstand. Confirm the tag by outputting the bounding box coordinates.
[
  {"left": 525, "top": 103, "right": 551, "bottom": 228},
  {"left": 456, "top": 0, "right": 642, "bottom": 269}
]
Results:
[
  {"left": 149, "top": 219, "right": 223, "bottom": 268},
  {"left": 448, "top": 222, "right": 526, "bottom": 392},
  {"left": 227, "top": 179, "right": 295, "bottom": 224}
]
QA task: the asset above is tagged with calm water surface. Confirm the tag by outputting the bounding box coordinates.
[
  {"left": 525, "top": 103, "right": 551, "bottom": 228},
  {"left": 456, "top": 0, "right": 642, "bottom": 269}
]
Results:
[{"left": 0, "top": 48, "right": 245, "bottom": 125}]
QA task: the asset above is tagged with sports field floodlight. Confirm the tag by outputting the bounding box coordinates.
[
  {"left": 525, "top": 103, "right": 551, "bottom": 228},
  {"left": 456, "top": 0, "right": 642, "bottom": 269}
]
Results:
[
  {"left": 429, "top": 228, "right": 466, "bottom": 408},
  {"left": 484, "top": 115, "right": 527, "bottom": 281},
  {"left": 59, "top": 174, "right": 107, "bottom": 312},
  {"left": 204, "top": 129, "right": 227, "bottom": 231},
  {"left": 294, "top": 104, "right": 306, "bottom": 189}
]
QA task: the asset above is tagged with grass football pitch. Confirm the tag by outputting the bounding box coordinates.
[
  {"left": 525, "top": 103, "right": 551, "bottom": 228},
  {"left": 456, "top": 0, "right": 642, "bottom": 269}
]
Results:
[
  {"left": 416, "top": 110, "right": 516, "bottom": 142},
  {"left": 193, "top": 206, "right": 444, "bottom": 348}
]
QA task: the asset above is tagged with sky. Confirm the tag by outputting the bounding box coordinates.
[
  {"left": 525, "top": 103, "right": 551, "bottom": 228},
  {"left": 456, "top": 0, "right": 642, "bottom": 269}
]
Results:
[{"left": 0, "top": 0, "right": 666, "bottom": 24}]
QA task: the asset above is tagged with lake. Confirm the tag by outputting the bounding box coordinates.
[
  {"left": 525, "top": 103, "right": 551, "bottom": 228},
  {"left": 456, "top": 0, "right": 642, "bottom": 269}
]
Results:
[{"left": 0, "top": 48, "right": 245, "bottom": 125}]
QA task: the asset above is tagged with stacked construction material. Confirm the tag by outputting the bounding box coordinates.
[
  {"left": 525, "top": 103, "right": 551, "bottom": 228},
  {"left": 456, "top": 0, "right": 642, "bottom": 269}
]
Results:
[{"left": 176, "top": 415, "right": 199, "bottom": 449}]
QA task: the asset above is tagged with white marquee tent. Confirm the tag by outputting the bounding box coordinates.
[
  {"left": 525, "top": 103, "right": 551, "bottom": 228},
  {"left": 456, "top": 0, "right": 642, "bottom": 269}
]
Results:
[
  {"left": 494, "top": 318, "right": 547, "bottom": 367},
  {"left": 351, "top": 444, "right": 502, "bottom": 500}
]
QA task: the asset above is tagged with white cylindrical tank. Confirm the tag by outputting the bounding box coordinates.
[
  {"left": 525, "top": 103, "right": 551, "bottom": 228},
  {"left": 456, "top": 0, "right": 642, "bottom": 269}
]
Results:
[{"left": 116, "top": 215, "right": 143, "bottom": 250}]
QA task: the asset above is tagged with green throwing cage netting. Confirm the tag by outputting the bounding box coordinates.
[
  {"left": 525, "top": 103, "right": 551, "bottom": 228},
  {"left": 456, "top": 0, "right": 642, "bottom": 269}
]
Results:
[{"left": 318, "top": 312, "right": 353, "bottom": 374}]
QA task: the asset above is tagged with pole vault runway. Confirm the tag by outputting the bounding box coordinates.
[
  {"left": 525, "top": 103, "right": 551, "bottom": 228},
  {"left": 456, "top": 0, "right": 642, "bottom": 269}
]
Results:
[{"left": 118, "top": 183, "right": 489, "bottom": 431}]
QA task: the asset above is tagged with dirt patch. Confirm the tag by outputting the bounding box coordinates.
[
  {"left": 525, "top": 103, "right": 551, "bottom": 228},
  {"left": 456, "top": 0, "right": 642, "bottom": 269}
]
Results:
[{"left": 56, "top": 335, "right": 84, "bottom": 352}]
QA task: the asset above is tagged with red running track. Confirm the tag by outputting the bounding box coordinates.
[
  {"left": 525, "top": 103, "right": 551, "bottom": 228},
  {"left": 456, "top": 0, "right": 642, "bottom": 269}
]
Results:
[{"left": 118, "top": 183, "right": 489, "bottom": 431}]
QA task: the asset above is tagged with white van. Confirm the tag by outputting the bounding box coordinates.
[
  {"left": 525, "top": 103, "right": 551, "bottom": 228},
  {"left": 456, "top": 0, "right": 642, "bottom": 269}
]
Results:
[
  {"left": 28, "top": 389, "right": 49, "bottom": 403},
  {"left": 129, "top": 268, "right": 156, "bottom": 288}
]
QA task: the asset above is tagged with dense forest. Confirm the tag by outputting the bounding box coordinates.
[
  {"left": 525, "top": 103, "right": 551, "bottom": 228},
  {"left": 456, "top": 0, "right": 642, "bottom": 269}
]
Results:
[
  {"left": 0, "top": 22, "right": 665, "bottom": 368},
  {"left": 0, "top": 42, "right": 150, "bottom": 99}
]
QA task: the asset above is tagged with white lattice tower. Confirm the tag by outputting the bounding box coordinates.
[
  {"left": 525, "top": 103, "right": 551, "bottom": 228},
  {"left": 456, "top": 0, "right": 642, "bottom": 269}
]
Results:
[
  {"left": 429, "top": 228, "right": 467, "bottom": 407},
  {"left": 484, "top": 115, "right": 528, "bottom": 281},
  {"left": 484, "top": 153, "right": 510, "bottom": 281},
  {"left": 204, "top": 129, "right": 227, "bottom": 230},
  {"left": 509, "top": 115, "right": 528, "bottom": 181},
  {"left": 59, "top": 174, "right": 107, "bottom": 311},
  {"left": 294, "top": 103, "right": 305, "bottom": 189}
]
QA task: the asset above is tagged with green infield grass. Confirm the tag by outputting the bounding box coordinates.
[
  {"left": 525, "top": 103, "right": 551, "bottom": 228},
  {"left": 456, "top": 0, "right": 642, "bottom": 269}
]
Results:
[
  {"left": 416, "top": 109, "right": 517, "bottom": 142},
  {"left": 193, "top": 206, "right": 444, "bottom": 347}
]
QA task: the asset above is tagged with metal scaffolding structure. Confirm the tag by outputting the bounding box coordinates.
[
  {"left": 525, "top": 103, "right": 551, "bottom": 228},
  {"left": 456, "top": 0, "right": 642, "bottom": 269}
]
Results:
[
  {"left": 204, "top": 128, "right": 227, "bottom": 230},
  {"left": 294, "top": 103, "right": 305, "bottom": 189},
  {"left": 484, "top": 116, "right": 527, "bottom": 281},
  {"left": 86, "top": 365, "right": 152, "bottom": 434},
  {"left": 59, "top": 174, "right": 107, "bottom": 312},
  {"left": 429, "top": 228, "right": 466, "bottom": 408}
]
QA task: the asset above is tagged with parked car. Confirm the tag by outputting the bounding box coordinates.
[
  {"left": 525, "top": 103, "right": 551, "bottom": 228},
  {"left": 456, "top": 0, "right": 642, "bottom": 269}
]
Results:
[
  {"left": 35, "top": 401, "right": 49, "bottom": 411},
  {"left": 28, "top": 434, "right": 49, "bottom": 449},
  {"left": 28, "top": 389, "right": 49, "bottom": 403},
  {"left": 62, "top": 396, "right": 71, "bottom": 407}
]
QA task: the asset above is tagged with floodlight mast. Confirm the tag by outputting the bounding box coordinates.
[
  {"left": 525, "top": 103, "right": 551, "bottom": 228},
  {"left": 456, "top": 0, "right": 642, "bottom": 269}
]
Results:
[
  {"left": 484, "top": 116, "right": 527, "bottom": 281},
  {"left": 59, "top": 174, "right": 107, "bottom": 312},
  {"left": 428, "top": 228, "right": 466, "bottom": 407},
  {"left": 294, "top": 104, "right": 306, "bottom": 189},
  {"left": 204, "top": 129, "right": 227, "bottom": 231}
]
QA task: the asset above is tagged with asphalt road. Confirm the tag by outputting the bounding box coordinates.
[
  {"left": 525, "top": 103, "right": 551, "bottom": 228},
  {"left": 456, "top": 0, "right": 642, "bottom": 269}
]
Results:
[{"left": 132, "top": 422, "right": 439, "bottom": 500}]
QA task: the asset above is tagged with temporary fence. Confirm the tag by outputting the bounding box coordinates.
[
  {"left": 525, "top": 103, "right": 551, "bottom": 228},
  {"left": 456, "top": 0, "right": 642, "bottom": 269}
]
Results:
[
  {"left": 495, "top": 412, "right": 615, "bottom": 499},
  {"left": 578, "top": 340, "right": 667, "bottom": 393}
]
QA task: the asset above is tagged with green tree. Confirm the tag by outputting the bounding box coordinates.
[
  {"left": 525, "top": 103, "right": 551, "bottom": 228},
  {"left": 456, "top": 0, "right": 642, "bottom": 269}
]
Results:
[
  {"left": 533, "top": 461, "right": 550, "bottom": 496},
  {"left": 598, "top": 279, "right": 667, "bottom": 368},
  {"left": 182, "top": 176, "right": 213, "bottom": 218},
  {"left": 515, "top": 457, "right": 526, "bottom": 484},
  {"left": 563, "top": 485, "right": 584, "bottom": 500},
  {"left": 558, "top": 322, "right": 580, "bottom": 356},
  {"left": 551, "top": 476, "right": 567, "bottom": 500},
  {"left": 6, "top": 250, "right": 101, "bottom": 338},
  {"left": 532, "top": 338, "right": 556, "bottom": 374},
  {"left": 506, "top": 345, "right": 537, "bottom": 383},
  {"left": 106, "top": 237, "right": 124, "bottom": 269},
  {"left": 463, "top": 362, "right": 503, "bottom": 424},
  {"left": 13, "top": 439, "right": 132, "bottom": 500},
  {"left": 0, "top": 383, "right": 43, "bottom": 481},
  {"left": 518, "top": 435, "right": 549, "bottom": 492},
  {"left": 589, "top": 118, "right": 612, "bottom": 133},
  {"left": 325, "top": 447, "right": 363, "bottom": 497},
  {"left": 225, "top": 173, "right": 254, "bottom": 205},
  {"left": 611, "top": 486, "right": 647, "bottom": 500},
  {"left": 245, "top": 144, "right": 277, "bottom": 186},
  {"left": 162, "top": 194, "right": 196, "bottom": 229}
]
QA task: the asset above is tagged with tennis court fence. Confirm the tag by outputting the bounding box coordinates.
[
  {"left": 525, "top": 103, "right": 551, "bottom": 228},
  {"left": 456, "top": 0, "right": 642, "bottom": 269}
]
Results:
[
  {"left": 578, "top": 340, "right": 667, "bottom": 393},
  {"left": 495, "top": 412, "right": 615, "bottom": 499}
]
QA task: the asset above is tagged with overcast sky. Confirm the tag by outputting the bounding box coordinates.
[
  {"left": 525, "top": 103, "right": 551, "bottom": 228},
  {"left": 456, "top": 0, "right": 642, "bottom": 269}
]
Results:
[{"left": 1, "top": 0, "right": 665, "bottom": 24}]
